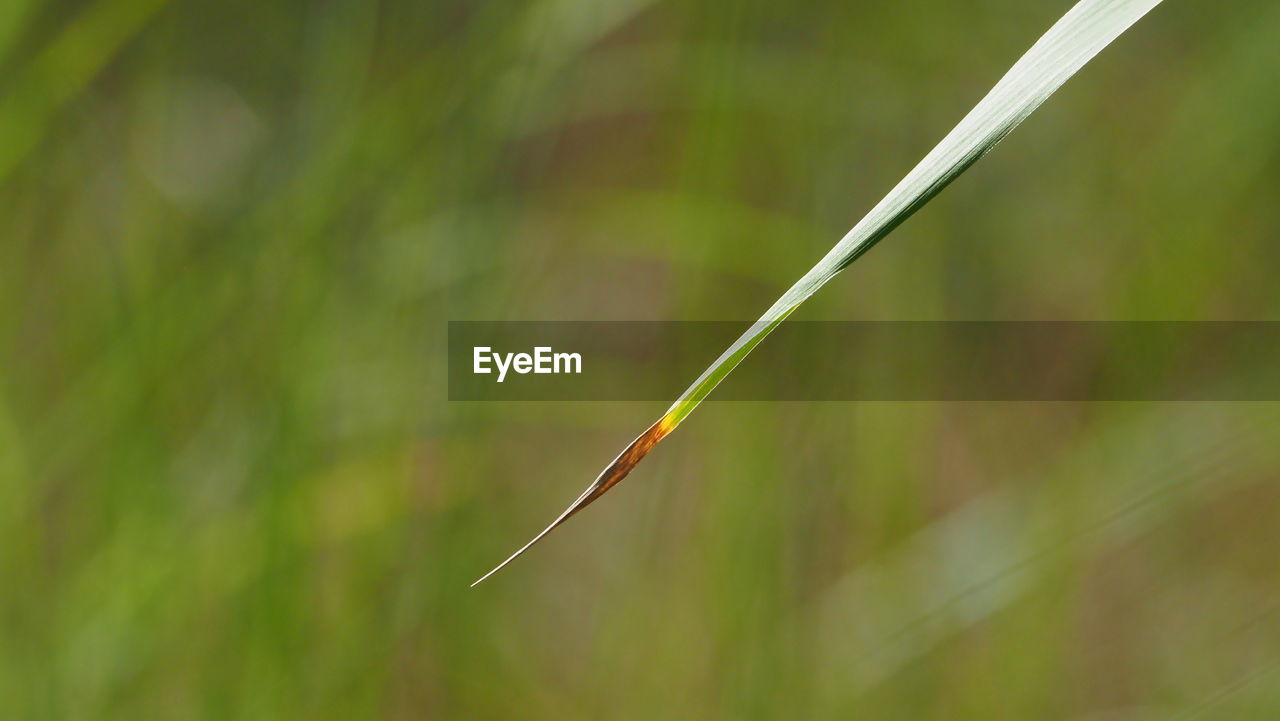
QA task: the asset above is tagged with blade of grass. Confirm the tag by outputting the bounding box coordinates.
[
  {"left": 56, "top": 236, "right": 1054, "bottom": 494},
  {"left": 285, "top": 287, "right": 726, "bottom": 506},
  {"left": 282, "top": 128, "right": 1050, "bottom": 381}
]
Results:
[{"left": 473, "top": 0, "right": 1165, "bottom": 585}]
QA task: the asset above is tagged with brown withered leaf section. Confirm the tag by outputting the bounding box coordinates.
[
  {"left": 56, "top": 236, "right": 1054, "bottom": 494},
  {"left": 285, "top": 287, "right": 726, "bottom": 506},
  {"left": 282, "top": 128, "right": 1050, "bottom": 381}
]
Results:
[{"left": 471, "top": 418, "right": 672, "bottom": 585}]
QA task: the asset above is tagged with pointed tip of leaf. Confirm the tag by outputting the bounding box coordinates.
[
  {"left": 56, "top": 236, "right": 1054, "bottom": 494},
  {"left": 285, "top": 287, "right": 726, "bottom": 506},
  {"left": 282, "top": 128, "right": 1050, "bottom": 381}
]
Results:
[{"left": 470, "top": 418, "right": 673, "bottom": 586}]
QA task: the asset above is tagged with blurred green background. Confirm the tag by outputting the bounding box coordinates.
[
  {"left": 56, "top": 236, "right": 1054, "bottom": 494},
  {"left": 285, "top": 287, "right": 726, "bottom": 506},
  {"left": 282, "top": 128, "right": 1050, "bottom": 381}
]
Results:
[{"left": 1, "top": 0, "right": 1279, "bottom": 718}]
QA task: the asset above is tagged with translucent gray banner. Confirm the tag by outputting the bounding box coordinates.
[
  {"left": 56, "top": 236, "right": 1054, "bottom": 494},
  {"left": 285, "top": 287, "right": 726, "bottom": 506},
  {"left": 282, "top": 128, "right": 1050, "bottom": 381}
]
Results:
[{"left": 448, "top": 322, "right": 1280, "bottom": 401}]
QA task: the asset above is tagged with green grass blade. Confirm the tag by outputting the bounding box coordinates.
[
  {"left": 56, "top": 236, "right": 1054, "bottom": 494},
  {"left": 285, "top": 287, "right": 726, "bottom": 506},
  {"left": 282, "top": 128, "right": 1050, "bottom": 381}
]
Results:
[{"left": 473, "top": 0, "right": 1164, "bottom": 585}]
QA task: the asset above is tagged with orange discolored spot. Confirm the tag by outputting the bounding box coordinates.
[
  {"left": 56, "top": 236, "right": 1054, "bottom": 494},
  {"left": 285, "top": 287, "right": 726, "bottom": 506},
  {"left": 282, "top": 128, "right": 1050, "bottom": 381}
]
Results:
[{"left": 565, "top": 418, "right": 671, "bottom": 518}]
